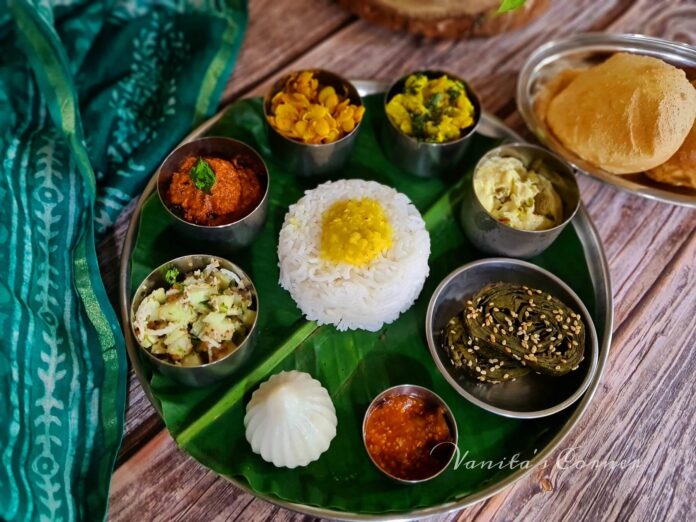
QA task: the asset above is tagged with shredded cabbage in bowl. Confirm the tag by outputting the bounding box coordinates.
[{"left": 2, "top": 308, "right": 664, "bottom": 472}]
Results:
[{"left": 133, "top": 260, "right": 256, "bottom": 366}]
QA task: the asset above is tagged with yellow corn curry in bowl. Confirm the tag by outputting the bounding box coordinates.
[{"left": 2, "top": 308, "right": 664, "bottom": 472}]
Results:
[{"left": 266, "top": 70, "right": 365, "bottom": 145}]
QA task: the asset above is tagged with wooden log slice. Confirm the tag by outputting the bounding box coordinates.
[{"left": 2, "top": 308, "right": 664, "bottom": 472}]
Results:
[{"left": 338, "top": 0, "right": 550, "bottom": 39}]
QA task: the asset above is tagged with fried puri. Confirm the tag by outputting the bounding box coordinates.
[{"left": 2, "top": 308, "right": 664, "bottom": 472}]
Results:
[
  {"left": 545, "top": 53, "right": 696, "bottom": 174},
  {"left": 646, "top": 81, "right": 696, "bottom": 189}
]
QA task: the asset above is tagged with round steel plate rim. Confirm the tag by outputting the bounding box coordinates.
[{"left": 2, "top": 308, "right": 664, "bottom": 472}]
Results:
[
  {"left": 424, "top": 257, "right": 600, "bottom": 419},
  {"left": 516, "top": 32, "right": 696, "bottom": 208},
  {"left": 530, "top": 32, "right": 696, "bottom": 60},
  {"left": 117, "top": 79, "right": 613, "bottom": 521}
]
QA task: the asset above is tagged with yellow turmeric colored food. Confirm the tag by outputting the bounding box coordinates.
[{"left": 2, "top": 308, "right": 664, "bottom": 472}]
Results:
[
  {"left": 267, "top": 71, "right": 365, "bottom": 145},
  {"left": 320, "top": 198, "right": 393, "bottom": 267},
  {"left": 386, "top": 74, "right": 476, "bottom": 143}
]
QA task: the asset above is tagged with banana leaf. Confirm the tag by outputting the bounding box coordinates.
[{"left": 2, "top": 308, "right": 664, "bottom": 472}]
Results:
[{"left": 128, "top": 94, "right": 597, "bottom": 514}]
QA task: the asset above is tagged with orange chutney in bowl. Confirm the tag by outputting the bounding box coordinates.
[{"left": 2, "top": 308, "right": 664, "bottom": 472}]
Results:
[
  {"left": 166, "top": 155, "right": 263, "bottom": 226},
  {"left": 364, "top": 394, "right": 454, "bottom": 481}
]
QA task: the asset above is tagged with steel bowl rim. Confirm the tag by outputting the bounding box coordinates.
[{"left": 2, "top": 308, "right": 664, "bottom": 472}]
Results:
[
  {"left": 361, "top": 383, "right": 459, "bottom": 484},
  {"left": 425, "top": 257, "right": 599, "bottom": 419},
  {"left": 263, "top": 68, "right": 364, "bottom": 148},
  {"left": 383, "top": 69, "right": 482, "bottom": 147},
  {"left": 156, "top": 136, "right": 270, "bottom": 230},
  {"left": 470, "top": 142, "right": 581, "bottom": 235},
  {"left": 129, "top": 253, "right": 260, "bottom": 371}
]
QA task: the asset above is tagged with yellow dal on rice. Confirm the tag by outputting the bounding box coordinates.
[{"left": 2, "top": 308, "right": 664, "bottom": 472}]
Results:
[{"left": 320, "top": 198, "right": 393, "bottom": 266}]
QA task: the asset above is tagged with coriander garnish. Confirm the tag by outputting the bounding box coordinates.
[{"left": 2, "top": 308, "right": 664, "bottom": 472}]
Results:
[
  {"left": 164, "top": 266, "right": 180, "bottom": 285},
  {"left": 189, "top": 157, "right": 216, "bottom": 194},
  {"left": 497, "top": 0, "right": 526, "bottom": 14}
]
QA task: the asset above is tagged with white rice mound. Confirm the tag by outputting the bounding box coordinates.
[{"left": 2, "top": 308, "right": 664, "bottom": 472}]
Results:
[{"left": 278, "top": 179, "right": 431, "bottom": 332}]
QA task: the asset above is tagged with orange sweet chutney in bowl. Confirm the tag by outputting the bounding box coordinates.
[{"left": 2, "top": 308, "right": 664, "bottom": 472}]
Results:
[{"left": 364, "top": 392, "right": 455, "bottom": 482}]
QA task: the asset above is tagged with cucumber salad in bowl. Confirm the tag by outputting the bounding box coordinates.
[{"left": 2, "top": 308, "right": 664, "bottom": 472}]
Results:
[{"left": 133, "top": 260, "right": 257, "bottom": 367}]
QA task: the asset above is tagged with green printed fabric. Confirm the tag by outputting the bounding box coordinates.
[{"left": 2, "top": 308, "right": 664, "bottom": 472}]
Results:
[{"left": 0, "top": 1, "right": 247, "bottom": 521}]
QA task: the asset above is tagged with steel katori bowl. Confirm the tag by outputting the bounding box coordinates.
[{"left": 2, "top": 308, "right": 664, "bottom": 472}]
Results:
[
  {"left": 461, "top": 143, "right": 580, "bottom": 259},
  {"left": 362, "top": 384, "right": 458, "bottom": 484},
  {"left": 130, "top": 254, "right": 259, "bottom": 388},
  {"left": 425, "top": 258, "right": 599, "bottom": 419},
  {"left": 263, "top": 69, "right": 363, "bottom": 177},
  {"left": 381, "top": 70, "right": 481, "bottom": 178},
  {"left": 157, "top": 137, "right": 269, "bottom": 250}
]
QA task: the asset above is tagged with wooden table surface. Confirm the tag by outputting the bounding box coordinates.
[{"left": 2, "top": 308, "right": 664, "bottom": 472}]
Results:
[{"left": 105, "top": 1, "right": 696, "bottom": 520}]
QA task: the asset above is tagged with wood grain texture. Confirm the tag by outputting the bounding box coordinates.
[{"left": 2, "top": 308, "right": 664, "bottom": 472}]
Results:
[
  {"left": 106, "top": 0, "right": 696, "bottom": 519},
  {"left": 220, "top": 0, "right": 353, "bottom": 103},
  {"left": 337, "top": 0, "right": 550, "bottom": 39}
]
